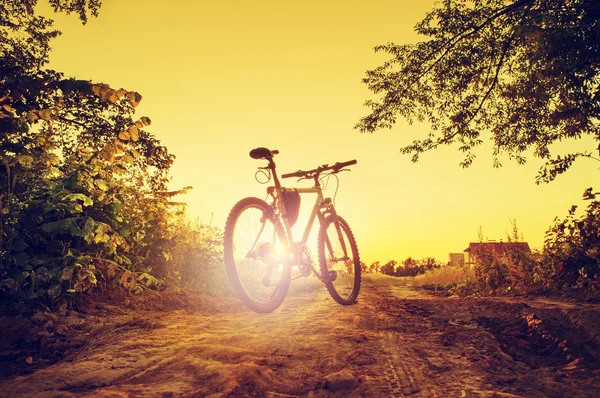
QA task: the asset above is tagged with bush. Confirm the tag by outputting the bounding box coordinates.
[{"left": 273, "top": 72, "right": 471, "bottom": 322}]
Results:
[
  {"left": 538, "top": 190, "right": 600, "bottom": 289},
  {"left": 0, "top": 2, "right": 225, "bottom": 312}
]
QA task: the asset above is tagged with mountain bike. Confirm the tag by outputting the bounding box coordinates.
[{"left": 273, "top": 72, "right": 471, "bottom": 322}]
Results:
[{"left": 224, "top": 147, "right": 361, "bottom": 313}]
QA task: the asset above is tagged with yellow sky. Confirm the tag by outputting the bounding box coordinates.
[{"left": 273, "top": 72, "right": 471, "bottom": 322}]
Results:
[{"left": 41, "top": 0, "right": 596, "bottom": 264}]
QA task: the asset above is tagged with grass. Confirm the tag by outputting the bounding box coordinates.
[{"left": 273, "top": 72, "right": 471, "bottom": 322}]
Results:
[
  {"left": 413, "top": 265, "right": 476, "bottom": 290},
  {"left": 363, "top": 273, "right": 412, "bottom": 286}
]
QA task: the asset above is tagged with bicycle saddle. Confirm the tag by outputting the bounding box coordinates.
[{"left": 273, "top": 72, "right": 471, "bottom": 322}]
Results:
[{"left": 249, "top": 147, "right": 278, "bottom": 159}]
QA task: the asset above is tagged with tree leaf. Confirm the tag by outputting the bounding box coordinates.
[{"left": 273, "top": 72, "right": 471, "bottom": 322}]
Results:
[
  {"left": 105, "top": 89, "right": 118, "bottom": 104},
  {"left": 78, "top": 147, "right": 94, "bottom": 161},
  {"left": 47, "top": 284, "right": 62, "bottom": 300},
  {"left": 38, "top": 109, "right": 52, "bottom": 121},
  {"left": 91, "top": 84, "right": 103, "bottom": 96},
  {"left": 113, "top": 140, "right": 125, "bottom": 155},
  {"left": 128, "top": 125, "right": 139, "bottom": 141},
  {"left": 95, "top": 180, "right": 108, "bottom": 191},
  {"left": 58, "top": 266, "right": 74, "bottom": 282},
  {"left": 99, "top": 86, "right": 112, "bottom": 101},
  {"left": 27, "top": 111, "right": 39, "bottom": 123},
  {"left": 63, "top": 193, "right": 93, "bottom": 207},
  {"left": 47, "top": 153, "right": 60, "bottom": 166},
  {"left": 69, "top": 221, "right": 84, "bottom": 236},
  {"left": 14, "top": 252, "right": 30, "bottom": 267},
  {"left": 119, "top": 270, "right": 136, "bottom": 291},
  {"left": 85, "top": 269, "right": 97, "bottom": 285},
  {"left": 41, "top": 220, "right": 63, "bottom": 233},
  {"left": 126, "top": 91, "right": 142, "bottom": 107},
  {"left": 140, "top": 116, "right": 151, "bottom": 126},
  {"left": 118, "top": 131, "right": 131, "bottom": 141},
  {"left": 17, "top": 155, "right": 34, "bottom": 168}
]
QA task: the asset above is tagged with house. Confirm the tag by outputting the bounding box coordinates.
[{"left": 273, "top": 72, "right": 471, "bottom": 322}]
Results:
[
  {"left": 464, "top": 242, "right": 531, "bottom": 266},
  {"left": 448, "top": 253, "right": 465, "bottom": 266}
]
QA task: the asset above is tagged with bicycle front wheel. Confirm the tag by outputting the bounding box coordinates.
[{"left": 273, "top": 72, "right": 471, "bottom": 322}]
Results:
[
  {"left": 318, "top": 215, "right": 361, "bottom": 305},
  {"left": 224, "top": 197, "right": 290, "bottom": 313}
]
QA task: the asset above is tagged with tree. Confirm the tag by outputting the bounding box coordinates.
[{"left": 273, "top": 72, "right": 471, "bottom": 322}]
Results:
[
  {"left": 0, "top": 1, "right": 222, "bottom": 309},
  {"left": 380, "top": 260, "right": 397, "bottom": 275},
  {"left": 368, "top": 261, "right": 381, "bottom": 273},
  {"left": 539, "top": 188, "right": 600, "bottom": 288},
  {"left": 356, "top": 0, "right": 600, "bottom": 182}
]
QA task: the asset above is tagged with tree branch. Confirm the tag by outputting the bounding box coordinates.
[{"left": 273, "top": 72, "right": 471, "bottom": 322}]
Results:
[
  {"left": 395, "top": 0, "right": 534, "bottom": 100},
  {"left": 58, "top": 115, "right": 87, "bottom": 128}
]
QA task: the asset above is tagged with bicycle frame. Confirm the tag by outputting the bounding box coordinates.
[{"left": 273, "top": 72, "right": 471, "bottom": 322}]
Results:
[
  {"left": 279, "top": 186, "right": 325, "bottom": 247},
  {"left": 265, "top": 160, "right": 348, "bottom": 280}
]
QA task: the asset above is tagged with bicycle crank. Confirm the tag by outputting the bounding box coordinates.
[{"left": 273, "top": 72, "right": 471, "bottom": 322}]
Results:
[{"left": 297, "top": 246, "right": 314, "bottom": 277}]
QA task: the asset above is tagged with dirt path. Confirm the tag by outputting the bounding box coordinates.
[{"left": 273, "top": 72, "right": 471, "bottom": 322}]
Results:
[{"left": 1, "top": 276, "right": 599, "bottom": 397}]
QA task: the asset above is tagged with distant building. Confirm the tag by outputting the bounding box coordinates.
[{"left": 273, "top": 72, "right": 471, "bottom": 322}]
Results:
[
  {"left": 448, "top": 253, "right": 465, "bottom": 266},
  {"left": 464, "top": 242, "right": 531, "bottom": 265}
]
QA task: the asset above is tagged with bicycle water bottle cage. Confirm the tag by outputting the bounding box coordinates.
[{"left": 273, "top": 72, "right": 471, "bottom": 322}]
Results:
[{"left": 250, "top": 147, "right": 278, "bottom": 160}]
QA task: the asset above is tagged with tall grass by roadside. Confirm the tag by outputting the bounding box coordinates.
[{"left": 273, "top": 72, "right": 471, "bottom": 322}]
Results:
[
  {"left": 413, "top": 265, "right": 475, "bottom": 290},
  {"left": 363, "top": 273, "right": 412, "bottom": 285}
]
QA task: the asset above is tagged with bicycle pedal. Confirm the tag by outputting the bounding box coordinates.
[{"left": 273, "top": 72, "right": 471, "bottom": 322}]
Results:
[{"left": 325, "top": 270, "right": 337, "bottom": 282}]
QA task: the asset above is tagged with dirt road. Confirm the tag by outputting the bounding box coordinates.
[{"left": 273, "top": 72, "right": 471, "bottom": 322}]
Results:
[{"left": 1, "top": 276, "right": 599, "bottom": 397}]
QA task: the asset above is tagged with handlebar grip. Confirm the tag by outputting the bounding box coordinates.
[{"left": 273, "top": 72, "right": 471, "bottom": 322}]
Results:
[
  {"left": 281, "top": 170, "right": 303, "bottom": 179},
  {"left": 335, "top": 159, "right": 357, "bottom": 169}
]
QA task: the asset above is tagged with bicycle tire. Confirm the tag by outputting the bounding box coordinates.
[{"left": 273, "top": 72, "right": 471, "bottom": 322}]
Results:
[
  {"left": 224, "top": 197, "right": 290, "bottom": 313},
  {"left": 317, "top": 215, "right": 361, "bottom": 305}
]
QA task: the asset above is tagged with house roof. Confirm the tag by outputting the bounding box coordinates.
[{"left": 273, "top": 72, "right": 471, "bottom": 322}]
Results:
[{"left": 464, "top": 242, "right": 531, "bottom": 254}]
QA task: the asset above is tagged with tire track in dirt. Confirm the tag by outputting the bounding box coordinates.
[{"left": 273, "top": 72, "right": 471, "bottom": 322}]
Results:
[
  {"left": 1, "top": 277, "right": 599, "bottom": 397},
  {"left": 358, "top": 279, "right": 600, "bottom": 398},
  {"left": 356, "top": 282, "right": 460, "bottom": 397}
]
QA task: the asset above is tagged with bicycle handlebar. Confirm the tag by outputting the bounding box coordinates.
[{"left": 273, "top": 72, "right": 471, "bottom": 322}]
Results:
[{"left": 281, "top": 159, "right": 357, "bottom": 179}]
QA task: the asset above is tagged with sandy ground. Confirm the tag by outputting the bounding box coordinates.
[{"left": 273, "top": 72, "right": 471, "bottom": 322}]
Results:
[{"left": 1, "top": 275, "right": 599, "bottom": 397}]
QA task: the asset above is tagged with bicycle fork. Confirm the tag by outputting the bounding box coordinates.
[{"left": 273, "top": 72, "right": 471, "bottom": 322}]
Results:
[{"left": 320, "top": 200, "right": 349, "bottom": 283}]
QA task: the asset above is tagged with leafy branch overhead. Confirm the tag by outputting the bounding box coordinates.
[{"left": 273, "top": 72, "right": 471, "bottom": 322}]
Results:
[{"left": 356, "top": 0, "right": 600, "bottom": 181}]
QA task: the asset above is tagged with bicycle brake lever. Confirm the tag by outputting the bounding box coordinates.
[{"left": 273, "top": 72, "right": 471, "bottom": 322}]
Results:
[{"left": 333, "top": 168, "right": 351, "bottom": 174}]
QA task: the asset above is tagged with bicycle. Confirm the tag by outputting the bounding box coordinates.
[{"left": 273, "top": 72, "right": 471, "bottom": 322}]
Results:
[{"left": 224, "top": 147, "right": 361, "bottom": 313}]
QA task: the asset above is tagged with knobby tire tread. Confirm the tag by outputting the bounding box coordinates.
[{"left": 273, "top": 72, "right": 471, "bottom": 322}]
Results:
[{"left": 318, "top": 215, "right": 361, "bottom": 305}]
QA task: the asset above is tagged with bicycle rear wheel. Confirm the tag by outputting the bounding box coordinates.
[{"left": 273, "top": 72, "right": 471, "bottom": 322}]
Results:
[
  {"left": 318, "top": 215, "right": 361, "bottom": 305},
  {"left": 224, "top": 197, "right": 290, "bottom": 313}
]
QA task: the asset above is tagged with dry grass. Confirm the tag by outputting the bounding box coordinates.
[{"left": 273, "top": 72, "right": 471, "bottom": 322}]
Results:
[
  {"left": 413, "top": 265, "right": 475, "bottom": 288},
  {"left": 362, "top": 273, "right": 410, "bottom": 285}
]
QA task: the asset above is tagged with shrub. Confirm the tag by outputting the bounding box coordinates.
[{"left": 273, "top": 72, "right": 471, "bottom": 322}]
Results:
[{"left": 539, "top": 190, "right": 600, "bottom": 289}]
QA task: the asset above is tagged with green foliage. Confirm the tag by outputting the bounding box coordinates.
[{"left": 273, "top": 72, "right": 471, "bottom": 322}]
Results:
[
  {"left": 371, "top": 257, "right": 443, "bottom": 277},
  {"left": 380, "top": 260, "right": 397, "bottom": 276},
  {"left": 166, "top": 218, "right": 227, "bottom": 293},
  {"left": 472, "top": 249, "right": 510, "bottom": 292},
  {"left": 396, "top": 257, "right": 443, "bottom": 277},
  {"left": 357, "top": 0, "right": 600, "bottom": 180},
  {"left": 539, "top": 190, "right": 600, "bottom": 289},
  {"left": 367, "top": 261, "right": 380, "bottom": 274},
  {"left": 0, "top": 0, "right": 224, "bottom": 311}
]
